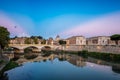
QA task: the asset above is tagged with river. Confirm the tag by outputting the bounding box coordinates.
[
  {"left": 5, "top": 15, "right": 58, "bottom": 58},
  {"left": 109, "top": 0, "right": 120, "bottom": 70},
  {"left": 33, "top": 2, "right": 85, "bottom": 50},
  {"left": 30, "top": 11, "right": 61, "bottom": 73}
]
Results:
[{"left": 3, "top": 53, "right": 120, "bottom": 80}]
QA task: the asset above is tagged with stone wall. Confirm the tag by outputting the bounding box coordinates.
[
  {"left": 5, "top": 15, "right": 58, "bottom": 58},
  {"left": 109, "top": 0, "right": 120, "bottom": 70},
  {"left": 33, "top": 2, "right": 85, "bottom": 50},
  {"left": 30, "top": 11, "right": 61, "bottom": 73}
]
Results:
[{"left": 64, "top": 45, "right": 120, "bottom": 54}]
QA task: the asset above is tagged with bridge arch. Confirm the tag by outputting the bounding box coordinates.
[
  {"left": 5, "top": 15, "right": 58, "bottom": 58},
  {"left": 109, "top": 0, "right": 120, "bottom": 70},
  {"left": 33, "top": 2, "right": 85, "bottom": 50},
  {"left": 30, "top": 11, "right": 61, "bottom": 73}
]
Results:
[
  {"left": 9, "top": 44, "right": 60, "bottom": 53},
  {"left": 24, "top": 46, "right": 39, "bottom": 50},
  {"left": 41, "top": 46, "right": 52, "bottom": 50},
  {"left": 24, "top": 46, "right": 40, "bottom": 53},
  {"left": 54, "top": 46, "right": 60, "bottom": 50},
  {"left": 9, "top": 47, "right": 21, "bottom": 53}
]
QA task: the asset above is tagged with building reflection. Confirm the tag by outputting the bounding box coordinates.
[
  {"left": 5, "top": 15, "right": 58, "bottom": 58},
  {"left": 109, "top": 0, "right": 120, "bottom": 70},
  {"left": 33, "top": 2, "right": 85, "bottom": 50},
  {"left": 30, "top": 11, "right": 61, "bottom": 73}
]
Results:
[{"left": 14, "top": 53, "right": 120, "bottom": 74}]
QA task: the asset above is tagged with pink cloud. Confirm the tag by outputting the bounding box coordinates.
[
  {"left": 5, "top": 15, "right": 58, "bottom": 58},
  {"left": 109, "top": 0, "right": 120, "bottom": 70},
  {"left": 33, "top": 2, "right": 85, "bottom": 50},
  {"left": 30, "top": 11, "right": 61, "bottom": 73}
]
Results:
[
  {"left": 60, "top": 11, "right": 120, "bottom": 38},
  {"left": 0, "top": 11, "right": 29, "bottom": 37}
]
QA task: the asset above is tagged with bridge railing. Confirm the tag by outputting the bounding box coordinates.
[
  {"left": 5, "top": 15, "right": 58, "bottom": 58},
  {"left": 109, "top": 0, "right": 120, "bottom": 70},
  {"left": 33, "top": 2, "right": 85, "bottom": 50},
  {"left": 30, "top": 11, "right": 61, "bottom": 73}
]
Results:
[
  {"left": 8, "top": 44, "right": 59, "bottom": 48},
  {"left": 9, "top": 44, "right": 53, "bottom": 46}
]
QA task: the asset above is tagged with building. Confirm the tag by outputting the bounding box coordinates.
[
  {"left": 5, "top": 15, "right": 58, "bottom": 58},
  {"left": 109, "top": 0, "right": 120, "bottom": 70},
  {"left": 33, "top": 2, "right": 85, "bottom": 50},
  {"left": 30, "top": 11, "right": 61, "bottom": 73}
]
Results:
[
  {"left": 9, "top": 37, "right": 41, "bottom": 44},
  {"left": 86, "top": 36, "right": 111, "bottom": 45},
  {"left": 66, "top": 36, "right": 86, "bottom": 45},
  {"left": 107, "top": 39, "right": 116, "bottom": 45},
  {"left": 55, "top": 35, "right": 60, "bottom": 41},
  {"left": 47, "top": 37, "right": 54, "bottom": 45},
  {"left": 10, "top": 37, "right": 26, "bottom": 44},
  {"left": 118, "top": 40, "right": 120, "bottom": 45},
  {"left": 53, "top": 35, "right": 60, "bottom": 45}
]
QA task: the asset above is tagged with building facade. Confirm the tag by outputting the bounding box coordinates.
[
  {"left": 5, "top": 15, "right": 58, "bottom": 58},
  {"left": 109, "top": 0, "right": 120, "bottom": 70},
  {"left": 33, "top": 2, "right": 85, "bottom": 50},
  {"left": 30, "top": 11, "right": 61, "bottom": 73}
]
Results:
[
  {"left": 66, "top": 36, "right": 86, "bottom": 45},
  {"left": 86, "top": 36, "right": 118, "bottom": 45},
  {"left": 9, "top": 36, "right": 120, "bottom": 46},
  {"left": 9, "top": 37, "right": 41, "bottom": 44},
  {"left": 47, "top": 37, "right": 54, "bottom": 45},
  {"left": 55, "top": 35, "right": 60, "bottom": 41},
  {"left": 53, "top": 35, "right": 60, "bottom": 45},
  {"left": 10, "top": 37, "right": 26, "bottom": 44}
]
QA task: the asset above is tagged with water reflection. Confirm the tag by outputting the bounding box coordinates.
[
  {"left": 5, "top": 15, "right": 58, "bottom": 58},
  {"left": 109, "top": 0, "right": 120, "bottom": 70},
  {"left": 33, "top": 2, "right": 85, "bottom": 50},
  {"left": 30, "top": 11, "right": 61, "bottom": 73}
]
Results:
[
  {"left": 15, "top": 53, "right": 120, "bottom": 74},
  {"left": 3, "top": 53, "right": 120, "bottom": 80}
]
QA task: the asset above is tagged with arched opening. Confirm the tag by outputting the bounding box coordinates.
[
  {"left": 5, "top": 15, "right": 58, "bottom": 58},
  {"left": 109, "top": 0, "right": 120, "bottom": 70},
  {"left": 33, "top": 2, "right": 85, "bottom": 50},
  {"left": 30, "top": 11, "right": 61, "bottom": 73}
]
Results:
[
  {"left": 24, "top": 46, "right": 39, "bottom": 53},
  {"left": 55, "top": 47, "right": 60, "bottom": 50},
  {"left": 9, "top": 47, "right": 21, "bottom": 53},
  {"left": 24, "top": 46, "right": 39, "bottom": 59},
  {"left": 8, "top": 47, "right": 22, "bottom": 60},
  {"left": 41, "top": 46, "right": 52, "bottom": 57},
  {"left": 41, "top": 46, "right": 51, "bottom": 51}
]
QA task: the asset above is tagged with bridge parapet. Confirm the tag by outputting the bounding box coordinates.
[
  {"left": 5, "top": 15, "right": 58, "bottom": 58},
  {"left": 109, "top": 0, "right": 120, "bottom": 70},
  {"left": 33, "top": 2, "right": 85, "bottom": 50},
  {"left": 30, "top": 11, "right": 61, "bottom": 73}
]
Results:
[{"left": 8, "top": 44, "right": 60, "bottom": 52}]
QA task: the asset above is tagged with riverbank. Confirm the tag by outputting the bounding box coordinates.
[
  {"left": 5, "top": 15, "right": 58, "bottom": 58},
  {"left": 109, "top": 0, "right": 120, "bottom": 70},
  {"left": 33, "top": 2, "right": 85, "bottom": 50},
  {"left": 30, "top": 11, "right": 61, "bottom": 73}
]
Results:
[
  {"left": 0, "top": 61, "right": 19, "bottom": 80},
  {"left": 0, "top": 55, "right": 9, "bottom": 71},
  {"left": 42, "top": 50, "right": 120, "bottom": 63},
  {"left": 63, "top": 45, "right": 120, "bottom": 54}
]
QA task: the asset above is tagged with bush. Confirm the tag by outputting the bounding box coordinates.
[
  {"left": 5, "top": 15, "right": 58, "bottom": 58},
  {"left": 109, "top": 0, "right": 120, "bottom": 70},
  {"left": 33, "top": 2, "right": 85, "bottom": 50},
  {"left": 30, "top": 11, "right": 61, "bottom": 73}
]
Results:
[
  {"left": 88, "top": 52, "right": 120, "bottom": 63},
  {"left": 77, "top": 50, "right": 88, "bottom": 58}
]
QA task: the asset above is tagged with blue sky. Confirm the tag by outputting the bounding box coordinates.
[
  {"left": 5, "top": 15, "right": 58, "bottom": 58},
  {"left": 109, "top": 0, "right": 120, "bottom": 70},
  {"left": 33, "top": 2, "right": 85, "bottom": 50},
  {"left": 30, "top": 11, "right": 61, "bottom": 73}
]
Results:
[{"left": 0, "top": 0, "right": 120, "bottom": 38}]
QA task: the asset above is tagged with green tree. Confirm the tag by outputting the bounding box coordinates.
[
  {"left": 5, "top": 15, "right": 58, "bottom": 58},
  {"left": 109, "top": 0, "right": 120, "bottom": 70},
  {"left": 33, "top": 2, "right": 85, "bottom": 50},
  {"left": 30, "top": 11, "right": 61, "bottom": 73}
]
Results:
[
  {"left": 25, "top": 38, "right": 31, "bottom": 44},
  {"left": 33, "top": 38, "right": 38, "bottom": 44},
  {"left": 110, "top": 34, "right": 120, "bottom": 45},
  {"left": 37, "top": 36, "right": 43, "bottom": 39},
  {"left": 41, "top": 39, "right": 46, "bottom": 44},
  {"left": 59, "top": 40, "right": 66, "bottom": 50},
  {"left": 59, "top": 40, "right": 66, "bottom": 45},
  {"left": 30, "top": 36, "right": 35, "bottom": 39},
  {"left": 30, "top": 36, "right": 43, "bottom": 39},
  {"left": 10, "top": 36, "right": 18, "bottom": 39},
  {"left": 0, "top": 26, "right": 10, "bottom": 49}
]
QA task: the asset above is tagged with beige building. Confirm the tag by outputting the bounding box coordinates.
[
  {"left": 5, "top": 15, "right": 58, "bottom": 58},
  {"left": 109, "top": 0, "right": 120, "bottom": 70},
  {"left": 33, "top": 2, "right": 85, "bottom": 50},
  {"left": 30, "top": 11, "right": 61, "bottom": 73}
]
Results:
[
  {"left": 46, "top": 35, "right": 61, "bottom": 45},
  {"left": 87, "top": 36, "right": 113, "bottom": 45},
  {"left": 66, "top": 36, "right": 86, "bottom": 45},
  {"left": 10, "top": 37, "right": 26, "bottom": 44},
  {"left": 47, "top": 37, "right": 54, "bottom": 45},
  {"left": 53, "top": 35, "right": 60, "bottom": 45},
  {"left": 55, "top": 35, "right": 60, "bottom": 41},
  {"left": 107, "top": 39, "right": 116, "bottom": 45},
  {"left": 118, "top": 40, "right": 120, "bottom": 45},
  {"left": 10, "top": 37, "right": 41, "bottom": 44}
]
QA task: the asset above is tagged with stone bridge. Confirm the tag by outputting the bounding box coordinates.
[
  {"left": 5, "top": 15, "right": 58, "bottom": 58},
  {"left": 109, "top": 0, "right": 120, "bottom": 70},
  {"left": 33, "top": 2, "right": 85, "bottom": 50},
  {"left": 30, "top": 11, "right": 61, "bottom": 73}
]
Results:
[{"left": 9, "top": 44, "right": 60, "bottom": 53}]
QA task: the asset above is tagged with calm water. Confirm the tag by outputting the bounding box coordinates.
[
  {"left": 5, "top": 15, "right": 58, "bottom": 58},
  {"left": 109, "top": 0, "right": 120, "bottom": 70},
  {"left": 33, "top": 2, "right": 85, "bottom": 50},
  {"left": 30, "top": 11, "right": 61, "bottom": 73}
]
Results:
[{"left": 5, "top": 54, "right": 120, "bottom": 80}]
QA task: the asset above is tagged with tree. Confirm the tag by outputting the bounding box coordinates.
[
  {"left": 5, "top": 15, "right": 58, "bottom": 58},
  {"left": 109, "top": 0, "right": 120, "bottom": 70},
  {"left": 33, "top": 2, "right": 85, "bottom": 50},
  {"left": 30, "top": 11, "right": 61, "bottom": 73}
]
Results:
[
  {"left": 110, "top": 34, "right": 120, "bottom": 45},
  {"left": 30, "top": 36, "right": 43, "bottom": 39},
  {"left": 37, "top": 36, "right": 43, "bottom": 39},
  {"left": 59, "top": 40, "right": 66, "bottom": 45},
  {"left": 33, "top": 37, "right": 38, "bottom": 44},
  {"left": 59, "top": 40, "right": 66, "bottom": 50},
  {"left": 25, "top": 38, "right": 31, "bottom": 44},
  {"left": 30, "top": 36, "right": 35, "bottom": 39},
  {"left": 10, "top": 36, "right": 18, "bottom": 39},
  {"left": 41, "top": 39, "right": 46, "bottom": 44},
  {"left": 0, "top": 26, "right": 10, "bottom": 49}
]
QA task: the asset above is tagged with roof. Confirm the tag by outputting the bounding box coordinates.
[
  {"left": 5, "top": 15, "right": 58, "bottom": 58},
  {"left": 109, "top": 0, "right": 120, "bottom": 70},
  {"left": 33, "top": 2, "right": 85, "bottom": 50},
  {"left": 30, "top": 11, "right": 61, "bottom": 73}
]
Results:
[
  {"left": 87, "top": 36, "right": 110, "bottom": 40},
  {"left": 66, "top": 35, "right": 85, "bottom": 40}
]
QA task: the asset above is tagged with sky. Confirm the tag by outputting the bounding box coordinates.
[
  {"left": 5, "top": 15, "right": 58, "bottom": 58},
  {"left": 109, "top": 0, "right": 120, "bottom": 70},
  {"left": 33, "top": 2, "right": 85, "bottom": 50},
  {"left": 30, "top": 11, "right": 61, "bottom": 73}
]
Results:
[{"left": 0, "top": 0, "right": 120, "bottom": 39}]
